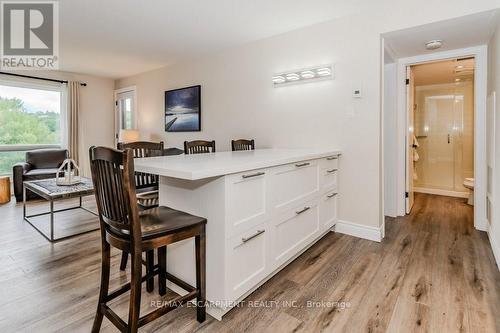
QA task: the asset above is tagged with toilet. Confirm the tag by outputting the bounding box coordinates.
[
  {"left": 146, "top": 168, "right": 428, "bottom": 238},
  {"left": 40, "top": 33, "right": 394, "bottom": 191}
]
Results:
[{"left": 463, "top": 178, "right": 474, "bottom": 205}]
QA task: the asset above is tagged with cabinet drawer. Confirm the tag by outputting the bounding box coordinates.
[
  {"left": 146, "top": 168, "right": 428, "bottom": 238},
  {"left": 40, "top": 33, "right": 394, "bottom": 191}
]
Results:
[
  {"left": 269, "top": 160, "right": 319, "bottom": 213},
  {"left": 320, "top": 167, "right": 338, "bottom": 190},
  {"left": 319, "top": 155, "right": 339, "bottom": 171},
  {"left": 319, "top": 191, "right": 338, "bottom": 230},
  {"left": 271, "top": 199, "right": 320, "bottom": 266},
  {"left": 226, "top": 223, "right": 268, "bottom": 301},
  {"left": 226, "top": 169, "right": 268, "bottom": 238}
]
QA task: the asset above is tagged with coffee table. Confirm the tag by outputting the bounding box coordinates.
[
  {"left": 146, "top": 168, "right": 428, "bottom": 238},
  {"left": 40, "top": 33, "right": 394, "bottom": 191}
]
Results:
[{"left": 23, "top": 177, "right": 99, "bottom": 242}]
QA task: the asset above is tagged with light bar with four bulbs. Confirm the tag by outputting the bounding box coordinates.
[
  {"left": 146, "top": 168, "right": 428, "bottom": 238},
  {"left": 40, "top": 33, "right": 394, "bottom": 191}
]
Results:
[{"left": 272, "top": 65, "right": 333, "bottom": 86}]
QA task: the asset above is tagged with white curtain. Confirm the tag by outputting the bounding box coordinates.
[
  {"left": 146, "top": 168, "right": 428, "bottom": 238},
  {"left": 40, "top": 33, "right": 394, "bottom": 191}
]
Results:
[{"left": 67, "top": 81, "right": 80, "bottom": 165}]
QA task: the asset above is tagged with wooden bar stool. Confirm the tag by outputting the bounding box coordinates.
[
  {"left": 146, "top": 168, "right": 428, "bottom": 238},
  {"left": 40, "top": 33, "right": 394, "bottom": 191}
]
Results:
[
  {"left": 231, "top": 139, "right": 255, "bottom": 151},
  {"left": 116, "top": 141, "right": 164, "bottom": 294},
  {"left": 184, "top": 140, "right": 216, "bottom": 154},
  {"left": 89, "top": 146, "right": 206, "bottom": 333},
  {"left": 116, "top": 140, "right": 164, "bottom": 211}
]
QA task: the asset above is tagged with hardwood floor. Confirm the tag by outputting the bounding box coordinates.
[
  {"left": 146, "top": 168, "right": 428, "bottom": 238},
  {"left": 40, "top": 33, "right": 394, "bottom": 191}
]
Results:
[{"left": 0, "top": 193, "right": 499, "bottom": 332}]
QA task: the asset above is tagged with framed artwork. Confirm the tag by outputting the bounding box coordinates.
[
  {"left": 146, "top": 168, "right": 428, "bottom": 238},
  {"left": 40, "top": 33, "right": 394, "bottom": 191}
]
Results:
[{"left": 165, "top": 85, "right": 201, "bottom": 132}]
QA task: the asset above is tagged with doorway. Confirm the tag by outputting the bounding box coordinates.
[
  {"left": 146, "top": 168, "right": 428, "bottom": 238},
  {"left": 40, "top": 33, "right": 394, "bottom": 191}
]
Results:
[
  {"left": 114, "top": 86, "right": 137, "bottom": 145},
  {"left": 388, "top": 46, "right": 487, "bottom": 231},
  {"left": 406, "top": 58, "right": 475, "bottom": 213}
]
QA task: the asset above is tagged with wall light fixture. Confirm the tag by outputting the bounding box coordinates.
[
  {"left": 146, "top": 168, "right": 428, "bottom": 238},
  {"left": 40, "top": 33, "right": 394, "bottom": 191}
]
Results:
[{"left": 273, "top": 64, "right": 333, "bottom": 87}]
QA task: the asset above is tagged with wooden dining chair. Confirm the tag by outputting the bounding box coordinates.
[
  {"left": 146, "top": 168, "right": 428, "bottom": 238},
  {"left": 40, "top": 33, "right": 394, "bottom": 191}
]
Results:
[
  {"left": 184, "top": 140, "right": 216, "bottom": 154},
  {"left": 89, "top": 146, "right": 206, "bottom": 333},
  {"left": 116, "top": 141, "right": 164, "bottom": 284},
  {"left": 231, "top": 139, "right": 255, "bottom": 151}
]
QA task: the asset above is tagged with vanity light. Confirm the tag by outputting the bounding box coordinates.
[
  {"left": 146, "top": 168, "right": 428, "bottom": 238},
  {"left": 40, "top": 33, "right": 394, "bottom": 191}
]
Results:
[
  {"left": 316, "top": 67, "right": 332, "bottom": 76},
  {"left": 272, "top": 75, "right": 286, "bottom": 84},
  {"left": 300, "top": 70, "right": 316, "bottom": 79},
  {"left": 273, "top": 64, "right": 333, "bottom": 87}
]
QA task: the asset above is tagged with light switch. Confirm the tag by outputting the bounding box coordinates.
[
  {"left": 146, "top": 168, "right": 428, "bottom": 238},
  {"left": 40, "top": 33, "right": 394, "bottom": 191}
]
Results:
[{"left": 352, "top": 88, "right": 362, "bottom": 98}]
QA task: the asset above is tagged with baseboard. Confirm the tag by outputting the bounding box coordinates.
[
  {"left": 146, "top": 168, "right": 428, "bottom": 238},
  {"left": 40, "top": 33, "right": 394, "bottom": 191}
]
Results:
[
  {"left": 487, "top": 223, "right": 500, "bottom": 271},
  {"left": 334, "top": 220, "right": 383, "bottom": 242},
  {"left": 414, "top": 187, "right": 469, "bottom": 198}
]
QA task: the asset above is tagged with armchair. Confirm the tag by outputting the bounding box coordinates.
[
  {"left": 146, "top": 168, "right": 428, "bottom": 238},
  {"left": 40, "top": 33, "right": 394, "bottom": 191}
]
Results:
[{"left": 13, "top": 149, "right": 68, "bottom": 202}]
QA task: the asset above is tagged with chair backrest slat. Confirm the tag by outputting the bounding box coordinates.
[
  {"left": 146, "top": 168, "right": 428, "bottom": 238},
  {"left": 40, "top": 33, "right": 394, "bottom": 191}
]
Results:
[
  {"left": 231, "top": 139, "right": 255, "bottom": 151},
  {"left": 184, "top": 140, "right": 216, "bottom": 155},
  {"left": 90, "top": 146, "right": 139, "bottom": 234}
]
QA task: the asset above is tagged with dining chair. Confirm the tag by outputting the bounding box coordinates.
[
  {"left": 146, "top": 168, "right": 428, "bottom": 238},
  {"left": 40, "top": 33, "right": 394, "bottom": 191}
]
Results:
[
  {"left": 89, "top": 146, "right": 206, "bottom": 333},
  {"left": 231, "top": 139, "right": 255, "bottom": 151},
  {"left": 184, "top": 140, "right": 216, "bottom": 154}
]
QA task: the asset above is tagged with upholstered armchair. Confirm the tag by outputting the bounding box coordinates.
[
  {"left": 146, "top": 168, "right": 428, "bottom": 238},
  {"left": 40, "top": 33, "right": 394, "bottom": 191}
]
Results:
[{"left": 13, "top": 149, "right": 68, "bottom": 202}]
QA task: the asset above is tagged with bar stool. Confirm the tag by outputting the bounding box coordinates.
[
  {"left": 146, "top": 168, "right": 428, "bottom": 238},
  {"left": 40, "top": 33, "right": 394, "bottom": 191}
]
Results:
[
  {"left": 116, "top": 141, "right": 164, "bottom": 293},
  {"left": 89, "top": 146, "right": 206, "bottom": 332},
  {"left": 231, "top": 139, "right": 255, "bottom": 151},
  {"left": 184, "top": 140, "right": 216, "bottom": 154}
]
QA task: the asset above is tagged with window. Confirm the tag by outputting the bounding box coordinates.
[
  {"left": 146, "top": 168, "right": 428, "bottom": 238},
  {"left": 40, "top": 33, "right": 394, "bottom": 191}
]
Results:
[
  {"left": 0, "top": 80, "right": 64, "bottom": 175},
  {"left": 123, "top": 97, "right": 133, "bottom": 129}
]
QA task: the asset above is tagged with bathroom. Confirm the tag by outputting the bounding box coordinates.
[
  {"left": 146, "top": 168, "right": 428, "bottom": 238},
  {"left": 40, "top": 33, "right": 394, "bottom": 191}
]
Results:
[{"left": 411, "top": 58, "right": 475, "bottom": 204}]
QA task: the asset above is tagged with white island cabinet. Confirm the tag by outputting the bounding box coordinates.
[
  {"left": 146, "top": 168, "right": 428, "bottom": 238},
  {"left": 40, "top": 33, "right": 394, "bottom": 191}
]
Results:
[{"left": 135, "top": 148, "right": 341, "bottom": 320}]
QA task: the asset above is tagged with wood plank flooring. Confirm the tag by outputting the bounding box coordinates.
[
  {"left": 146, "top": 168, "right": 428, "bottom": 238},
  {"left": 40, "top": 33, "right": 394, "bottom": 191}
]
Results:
[{"left": 0, "top": 193, "right": 499, "bottom": 332}]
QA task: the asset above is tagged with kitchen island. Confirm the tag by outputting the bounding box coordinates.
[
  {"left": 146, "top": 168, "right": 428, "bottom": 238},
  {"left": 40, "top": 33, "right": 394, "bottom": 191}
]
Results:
[{"left": 135, "top": 148, "right": 341, "bottom": 320}]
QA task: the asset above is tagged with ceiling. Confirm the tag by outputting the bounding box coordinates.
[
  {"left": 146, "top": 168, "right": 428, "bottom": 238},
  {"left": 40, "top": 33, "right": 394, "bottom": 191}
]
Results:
[
  {"left": 413, "top": 58, "right": 475, "bottom": 86},
  {"left": 58, "top": 0, "right": 373, "bottom": 78},
  {"left": 384, "top": 9, "right": 499, "bottom": 59}
]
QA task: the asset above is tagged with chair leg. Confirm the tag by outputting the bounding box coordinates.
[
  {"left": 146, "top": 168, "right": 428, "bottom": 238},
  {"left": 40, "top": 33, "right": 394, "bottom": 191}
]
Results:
[
  {"left": 92, "top": 241, "right": 111, "bottom": 333},
  {"left": 195, "top": 226, "right": 206, "bottom": 323},
  {"left": 158, "top": 246, "right": 167, "bottom": 296},
  {"left": 128, "top": 250, "right": 142, "bottom": 333},
  {"left": 120, "top": 251, "right": 128, "bottom": 271},
  {"left": 146, "top": 250, "right": 154, "bottom": 292}
]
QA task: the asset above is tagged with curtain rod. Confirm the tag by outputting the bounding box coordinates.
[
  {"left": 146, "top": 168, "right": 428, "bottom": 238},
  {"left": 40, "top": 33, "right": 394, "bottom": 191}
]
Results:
[{"left": 0, "top": 72, "right": 87, "bottom": 86}]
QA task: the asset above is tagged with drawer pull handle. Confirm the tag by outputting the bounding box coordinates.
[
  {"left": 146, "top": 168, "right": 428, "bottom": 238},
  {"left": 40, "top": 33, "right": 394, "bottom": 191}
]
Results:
[
  {"left": 296, "top": 206, "right": 311, "bottom": 215},
  {"left": 242, "top": 172, "right": 265, "bottom": 179},
  {"left": 327, "top": 193, "right": 338, "bottom": 198},
  {"left": 327, "top": 169, "right": 338, "bottom": 173},
  {"left": 295, "top": 162, "right": 310, "bottom": 167},
  {"left": 326, "top": 156, "right": 338, "bottom": 160},
  {"left": 242, "top": 229, "right": 265, "bottom": 243}
]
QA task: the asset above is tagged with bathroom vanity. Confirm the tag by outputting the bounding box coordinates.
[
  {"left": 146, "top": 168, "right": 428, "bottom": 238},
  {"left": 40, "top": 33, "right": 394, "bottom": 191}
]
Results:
[{"left": 135, "top": 148, "right": 341, "bottom": 320}]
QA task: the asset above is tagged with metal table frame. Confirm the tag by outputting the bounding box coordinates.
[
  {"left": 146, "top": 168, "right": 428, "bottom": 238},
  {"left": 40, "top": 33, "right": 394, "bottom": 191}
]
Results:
[{"left": 23, "top": 178, "right": 99, "bottom": 242}]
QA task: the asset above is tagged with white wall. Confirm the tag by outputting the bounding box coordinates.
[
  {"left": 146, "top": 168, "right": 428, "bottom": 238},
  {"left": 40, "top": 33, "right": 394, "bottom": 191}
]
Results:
[
  {"left": 24, "top": 71, "right": 115, "bottom": 176},
  {"left": 383, "top": 62, "right": 398, "bottom": 217},
  {"left": 116, "top": 1, "right": 499, "bottom": 232},
  {"left": 487, "top": 21, "right": 500, "bottom": 269}
]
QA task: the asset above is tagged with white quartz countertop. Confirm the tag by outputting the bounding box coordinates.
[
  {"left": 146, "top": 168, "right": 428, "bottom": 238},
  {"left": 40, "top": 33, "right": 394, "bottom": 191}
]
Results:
[{"left": 134, "top": 148, "right": 341, "bottom": 180}]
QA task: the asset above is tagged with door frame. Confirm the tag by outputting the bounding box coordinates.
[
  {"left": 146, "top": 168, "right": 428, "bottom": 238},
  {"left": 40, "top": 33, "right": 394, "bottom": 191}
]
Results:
[
  {"left": 114, "top": 85, "right": 137, "bottom": 145},
  {"left": 396, "top": 45, "right": 488, "bottom": 231},
  {"left": 405, "top": 66, "right": 415, "bottom": 214}
]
